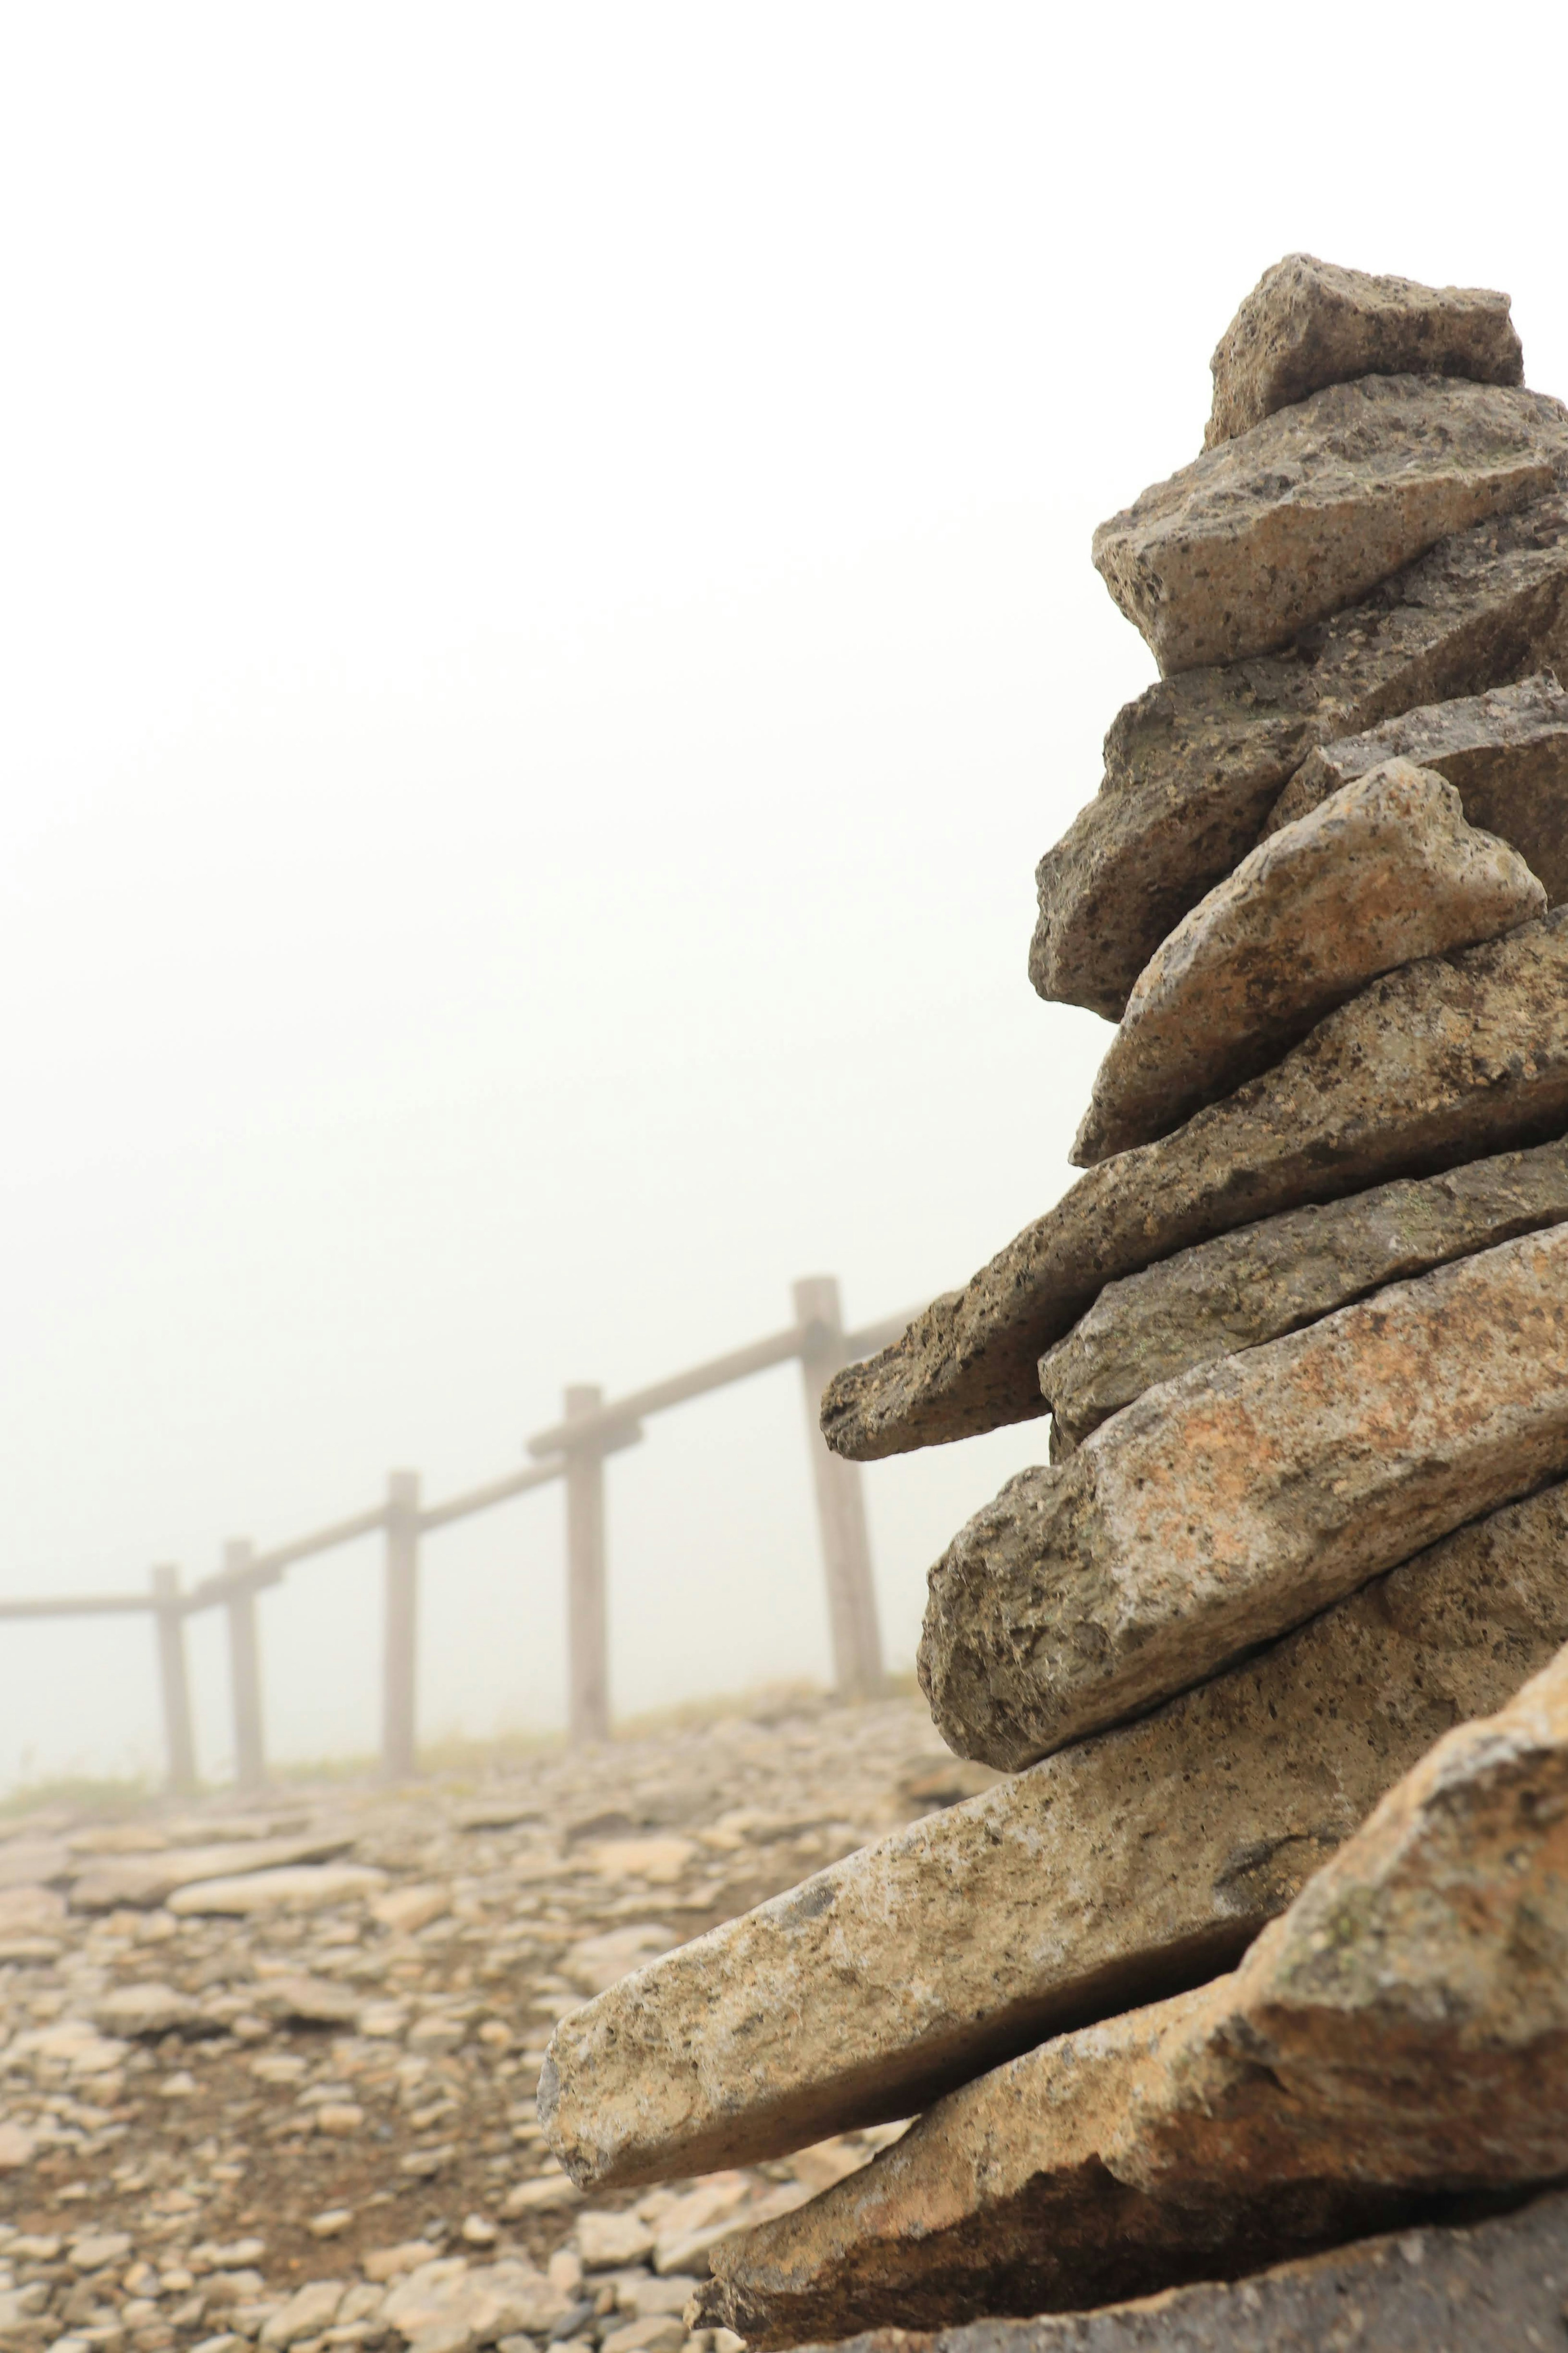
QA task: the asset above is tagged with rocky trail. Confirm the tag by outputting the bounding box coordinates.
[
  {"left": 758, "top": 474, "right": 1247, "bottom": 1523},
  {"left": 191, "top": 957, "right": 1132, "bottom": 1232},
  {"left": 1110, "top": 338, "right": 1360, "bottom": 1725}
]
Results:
[{"left": 0, "top": 1694, "right": 958, "bottom": 2353}]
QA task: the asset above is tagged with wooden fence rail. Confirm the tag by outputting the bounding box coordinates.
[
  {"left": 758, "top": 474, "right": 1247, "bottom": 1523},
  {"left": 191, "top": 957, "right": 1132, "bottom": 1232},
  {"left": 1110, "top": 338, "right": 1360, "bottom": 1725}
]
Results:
[{"left": 1, "top": 1277, "right": 913, "bottom": 1794}]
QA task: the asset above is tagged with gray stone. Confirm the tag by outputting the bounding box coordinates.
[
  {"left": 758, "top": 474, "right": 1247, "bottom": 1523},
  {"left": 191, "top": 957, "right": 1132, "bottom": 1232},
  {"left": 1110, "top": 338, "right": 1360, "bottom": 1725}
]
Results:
[
  {"left": 782, "top": 2188, "right": 1568, "bottom": 2353},
  {"left": 1029, "top": 493, "right": 1568, "bottom": 1021},
  {"left": 1041, "top": 1135, "right": 1568, "bottom": 1448},
  {"left": 1205, "top": 253, "right": 1524, "bottom": 447},
  {"left": 1071, "top": 760, "right": 1544, "bottom": 1163},
  {"left": 68, "top": 1830, "right": 353, "bottom": 1911},
  {"left": 1094, "top": 377, "right": 1566, "bottom": 676},
  {"left": 539, "top": 1481, "right": 1568, "bottom": 2190},
  {"left": 922, "top": 1223, "right": 1568, "bottom": 1769},
  {"left": 1265, "top": 669, "right": 1568, "bottom": 901},
  {"left": 825, "top": 908, "right": 1568, "bottom": 1461},
  {"left": 697, "top": 1643, "right": 1568, "bottom": 2341}
]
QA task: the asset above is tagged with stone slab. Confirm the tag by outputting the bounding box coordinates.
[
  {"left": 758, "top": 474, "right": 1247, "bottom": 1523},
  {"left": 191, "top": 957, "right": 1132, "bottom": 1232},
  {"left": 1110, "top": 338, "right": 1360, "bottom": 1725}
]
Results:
[
  {"left": 824, "top": 908, "right": 1568, "bottom": 1461},
  {"left": 786, "top": 2188, "right": 1568, "bottom": 2353},
  {"left": 923, "top": 1222, "right": 1568, "bottom": 1767},
  {"left": 1041, "top": 1135, "right": 1568, "bottom": 1449},
  {"left": 1071, "top": 760, "right": 1544, "bottom": 1163},
  {"left": 1205, "top": 253, "right": 1523, "bottom": 447},
  {"left": 1265, "top": 669, "right": 1568, "bottom": 900},
  {"left": 538, "top": 1481, "right": 1568, "bottom": 2189},
  {"left": 1030, "top": 493, "right": 1568, "bottom": 1021},
  {"left": 697, "top": 1646, "right": 1568, "bottom": 2341},
  {"left": 1094, "top": 377, "right": 1566, "bottom": 676},
  {"left": 68, "top": 1831, "right": 353, "bottom": 1912}
]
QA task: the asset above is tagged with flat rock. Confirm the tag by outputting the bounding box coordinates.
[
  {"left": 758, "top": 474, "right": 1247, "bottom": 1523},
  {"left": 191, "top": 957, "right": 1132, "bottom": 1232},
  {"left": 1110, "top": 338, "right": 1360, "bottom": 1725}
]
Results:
[
  {"left": 826, "top": 908, "right": 1568, "bottom": 1460},
  {"left": 697, "top": 1645, "right": 1568, "bottom": 2341},
  {"left": 1205, "top": 253, "right": 1523, "bottom": 447},
  {"left": 1266, "top": 668, "right": 1568, "bottom": 899},
  {"left": 166, "top": 1862, "right": 387, "bottom": 1916},
  {"left": 784, "top": 2187, "right": 1568, "bottom": 2353},
  {"left": 1071, "top": 759, "right": 1543, "bottom": 1162},
  {"left": 91, "top": 1981, "right": 203, "bottom": 2038},
  {"left": 1031, "top": 492, "right": 1568, "bottom": 1020},
  {"left": 923, "top": 1223, "right": 1568, "bottom": 1769},
  {"left": 1042, "top": 1134, "right": 1568, "bottom": 1447},
  {"left": 68, "top": 1830, "right": 352, "bottom": 1911},
  {"left": 1093, "top": 377, "right": 1566, "bottom": 676},
  {"left": 539, "top": 1480, "right": 1568, "bottom": 2188}
]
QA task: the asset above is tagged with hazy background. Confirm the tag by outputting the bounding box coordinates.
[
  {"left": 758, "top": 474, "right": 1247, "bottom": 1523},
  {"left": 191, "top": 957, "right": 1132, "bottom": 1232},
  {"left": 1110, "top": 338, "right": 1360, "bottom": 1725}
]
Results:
[{"left": 3, "top": 2, "right": 1566, "bottom": 1786}]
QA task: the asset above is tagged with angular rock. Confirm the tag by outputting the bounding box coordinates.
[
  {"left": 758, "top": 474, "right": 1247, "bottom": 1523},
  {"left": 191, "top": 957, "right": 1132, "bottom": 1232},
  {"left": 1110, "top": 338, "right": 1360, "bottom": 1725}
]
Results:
[
  {"left": 1266, "top": 669, "right": 1568, "bottom": 900},
  {"left": 926, "top": 1223, "right": 1568, "bottom": 1760},
  {"left": 1030, "top": 493, "right": 1568, "bottom": 1021},
  {"left": 68, "top": 1830, "right": 352, "bottom": 1911},
  {"left": 826, "top": 909, "right": 1568, "bottom": 1460},
  {"left": 539, "top": 1480, "right": 1568, "bottom": 2189},
  {"left": 782, "top": 2187, "right": 1568, "bottom": 2353},
  {"left": 1205, "top": 253, "right": 1524, "bottom": 447},
  {"left": 923, "top": 1223, "right": 1568, "bottom": 1770},
  {"left": 697, "top": 1642, "right": 1568, "bottom": 2342},
  {"left": 1094, "top": 377, "right": 1567, "bottom": 676},
  {"left": 1042, "top": 1135, "right": 1568, "bottom": 1448},
  {"left": 1071, "top": 760, "right": 1544, "bottom": 1163}
]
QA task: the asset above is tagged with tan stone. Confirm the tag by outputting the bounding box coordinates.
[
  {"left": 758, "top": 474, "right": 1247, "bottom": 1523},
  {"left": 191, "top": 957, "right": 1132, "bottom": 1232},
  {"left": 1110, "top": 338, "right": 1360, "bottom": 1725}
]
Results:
[
  {"left": 1205, "top": 254, "right": 1523, "bottom": 447},
  {"left": 166, "top": 1862, "right": 387, "bottom": 1915},
  {"left": 1042, "top": 1135, "right": 1568, "bottom": 1448},
  {"left": 1266, "top": 669, "right": 1568, "bottom": 901},
  {"left": 1030, "top": 493, "right": 1568, "bottom": 1021},
  {"left": 538, "top": 1481, "right": 1568, "bottom": 2190},
  {"left": 826, "top": 909, "right": 1568, "bottom": 1461},
  {"left": 1071, "top": 761, "right": 1543, "bottom": 1164},
  {"left": 922, "top": 1224, "right": 1568, "bottom": 1769},
  {"left": 68, "top": 1831, "right": 353, "bottom": 1912},
  {"left": 1094, "top": 377, "right": 1566, "bottom": 677},
  {"left": 697, "top": 1644, "right": 1568, "bottom": 2342}
]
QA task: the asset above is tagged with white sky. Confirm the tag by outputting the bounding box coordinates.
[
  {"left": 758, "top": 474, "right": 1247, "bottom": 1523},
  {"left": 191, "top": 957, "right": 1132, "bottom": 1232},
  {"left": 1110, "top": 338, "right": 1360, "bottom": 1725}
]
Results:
[{"left": 4, "top": 1, "right": 1567, "bottom": 1787}]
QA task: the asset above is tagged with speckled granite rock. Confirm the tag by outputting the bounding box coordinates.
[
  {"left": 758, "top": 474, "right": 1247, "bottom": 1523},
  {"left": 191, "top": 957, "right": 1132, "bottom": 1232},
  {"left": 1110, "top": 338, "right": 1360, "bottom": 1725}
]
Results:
[
  {"left": 783, "top": 2187, "right": 1568, "bottom": 2353},
  {"left": 1266, "top": 669, "right": 1568, "bottom": 901},
  {"left": 1041, "top": 1135, "right": 1568, "bottom": 1449},
  {"left": 921, "top": 1223, "right": 1568, "bottom": 1769},
  {"left": 697, "top": 1644, "right": 1568, "bottom": 2341},
  {"left": 825, "top": 909, "right": 1568, "bottom": 1462},
  {"left": 1205, "top": 254, "right": 1523, "bottom": 447},
  {"left": 539, "top": 1481, "right": 1568, "bottom": 2190},
  {"left": 1030, "top": 494, "right": 1568, "bottom": 1020},
  {"left": 1094, "top": 377, "right": 1566, "bottom": 677},
  {"left": 1071, "top": 760, "right": 1543, "bottom": 1164}
]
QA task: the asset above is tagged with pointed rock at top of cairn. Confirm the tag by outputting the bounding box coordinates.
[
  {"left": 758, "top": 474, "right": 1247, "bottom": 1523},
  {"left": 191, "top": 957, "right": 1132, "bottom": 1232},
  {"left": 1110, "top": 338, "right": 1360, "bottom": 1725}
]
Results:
[{"left": 1205, "top": 253, "right": 1524, "bottom": 447}]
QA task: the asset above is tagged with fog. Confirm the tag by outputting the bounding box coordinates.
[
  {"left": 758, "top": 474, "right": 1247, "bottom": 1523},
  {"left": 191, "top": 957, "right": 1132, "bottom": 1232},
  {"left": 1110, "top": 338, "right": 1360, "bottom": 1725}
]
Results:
[{"left": 3, "top": 3, "right": 1565, "bottom": 1785}]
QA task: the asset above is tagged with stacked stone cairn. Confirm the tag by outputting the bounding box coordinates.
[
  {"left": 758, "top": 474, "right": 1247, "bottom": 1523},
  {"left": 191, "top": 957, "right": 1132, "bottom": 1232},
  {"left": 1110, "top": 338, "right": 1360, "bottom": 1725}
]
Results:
[{"left": 540, "top": 257, "right": 1568, "bottom": 2346}]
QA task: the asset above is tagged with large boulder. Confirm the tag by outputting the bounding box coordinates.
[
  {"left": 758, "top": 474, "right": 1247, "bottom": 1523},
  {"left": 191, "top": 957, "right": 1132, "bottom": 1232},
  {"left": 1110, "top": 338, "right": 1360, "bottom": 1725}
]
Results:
[
  {"left": 539, "top": 1481, "right": 1568, "bottom": 2190},
  {"left": 1094, "top": 378, "right": 1567, "bottom": 676},
  {"left": 1029, "top": 494, "right": 1568, "bottom": 1020},
  {"left": 697, "top": 1643, "right": 1568, "bottom": 2341},
  {"left": 825, "top": 909, "right": 1568, "bottom": 1461},
  {"left": 1042, "top": 1135, "right": 1568, "bottom": 1449},
  {"left": 1070, "top": 760, "right": 1543, "bottom": 1164},
  {"left": 1266, "top": 669, "right": 1568, "bottom": 900},
  {"left": 1205, "top": 254, "right": 1523, "bottom": 447},
  {"left": 921, "top": 1222, "right": 1568, "bottom": 1769}
]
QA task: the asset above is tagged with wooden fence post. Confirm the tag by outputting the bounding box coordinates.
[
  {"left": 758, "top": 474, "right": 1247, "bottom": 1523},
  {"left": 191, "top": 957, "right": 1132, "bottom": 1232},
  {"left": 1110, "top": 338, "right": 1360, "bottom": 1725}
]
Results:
[
  {"left": 564, "top": 1385, "right": 610, "bottom": 1744},
  {"left": 150, "top": 1565, "right": 197, "bottom": 1795},
  {"left": 225, "top": 1539, "right": 267, "bottom": 1791},
  {"left": 382, "top": 1469, "right": 421, "bottom": 1781},
  {"left": 794, "top": 1275, "right": 884, "bottom": 1702}
]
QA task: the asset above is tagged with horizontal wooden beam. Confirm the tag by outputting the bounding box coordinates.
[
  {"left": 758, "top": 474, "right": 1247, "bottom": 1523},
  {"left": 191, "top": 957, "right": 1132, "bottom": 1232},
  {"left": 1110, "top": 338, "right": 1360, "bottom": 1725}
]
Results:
[
  {"left": 417, "top": 1456, "right": 568, "bottom": 1533},
  {"left": 0, "top": 1593, "right": 156, "bottom": 1621}
]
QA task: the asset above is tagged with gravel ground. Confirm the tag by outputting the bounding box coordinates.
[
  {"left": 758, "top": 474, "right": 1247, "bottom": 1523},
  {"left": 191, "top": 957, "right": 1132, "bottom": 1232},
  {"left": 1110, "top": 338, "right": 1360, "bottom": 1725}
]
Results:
[{"left": 0, "top": 1693, "right": 973, "bottom": 2353}]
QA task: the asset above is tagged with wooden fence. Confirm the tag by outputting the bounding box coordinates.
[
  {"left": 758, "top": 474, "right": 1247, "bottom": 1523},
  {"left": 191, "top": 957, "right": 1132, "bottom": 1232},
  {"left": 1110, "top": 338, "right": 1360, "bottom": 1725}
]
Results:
[{"left": 0, "top": 1277, "right": 912, "bottom": 1794}]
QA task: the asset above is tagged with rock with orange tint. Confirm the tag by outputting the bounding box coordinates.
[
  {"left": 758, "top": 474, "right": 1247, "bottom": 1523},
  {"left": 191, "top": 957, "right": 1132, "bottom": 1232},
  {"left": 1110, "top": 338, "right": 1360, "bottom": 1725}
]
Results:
[
  {"left": 920, "top": 1222, "right": 1568, "bottom": 1768},
  {"left": 1071, "top": 759, "right": 1543, "bottom": 1163},
  {"left": 697, "top": 1642, "right": 1568, "bottom": 2342}
]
